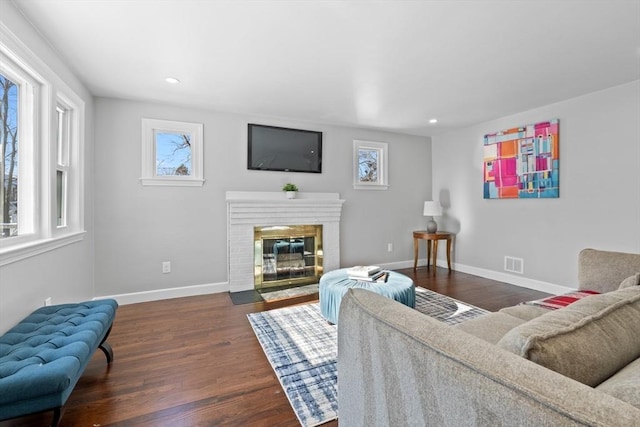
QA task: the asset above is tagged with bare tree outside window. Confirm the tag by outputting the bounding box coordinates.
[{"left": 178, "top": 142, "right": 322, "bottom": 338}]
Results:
[
  {"left": 1, "top": 74, "right": 18, "bottom": 237},
  {"left": 358, "top": 148, "right": 378, "bottom": 182},
  {"left": 156, "top": 132, "right": 191, "bottom": 176},
  {"left": 353, "top": 140, "right": 388, "bottom": 190},
  {"left": 141, "top": 118, "right": 203, "bottom": 186}
]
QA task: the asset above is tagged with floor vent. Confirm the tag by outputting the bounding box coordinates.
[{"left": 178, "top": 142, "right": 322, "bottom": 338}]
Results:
[{"left": 504, "top": 256, "right": 524, "bottom": 274}]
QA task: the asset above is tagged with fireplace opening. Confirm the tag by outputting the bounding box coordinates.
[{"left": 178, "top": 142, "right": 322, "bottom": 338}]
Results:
[{"left": 254, "top": 225, "right": 323, "bottom": 290}]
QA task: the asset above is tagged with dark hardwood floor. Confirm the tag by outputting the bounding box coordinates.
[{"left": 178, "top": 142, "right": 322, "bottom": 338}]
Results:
[{"left": 2, "top": 267, "right": 550, "bottom": 427}]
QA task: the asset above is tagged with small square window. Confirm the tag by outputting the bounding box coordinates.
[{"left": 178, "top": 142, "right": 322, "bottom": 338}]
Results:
[
  {"left": 141, "top": 118, "right": 204, "bottom": 186},
  {"left": 353, "top": 140, "right": 388, "bottom": 190}
]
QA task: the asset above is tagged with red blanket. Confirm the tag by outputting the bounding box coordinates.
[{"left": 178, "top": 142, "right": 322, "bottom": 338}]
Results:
[{"left": 524, "top": 290, "right": 600, "bottom": 310}]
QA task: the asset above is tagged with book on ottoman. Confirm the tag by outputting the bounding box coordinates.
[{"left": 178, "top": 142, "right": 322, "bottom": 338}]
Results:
[
  {"left": 347, "top": 265, "right": 381, "bottom": 278},
  {"left": 349, "top": 270, "right": 389, "bottom": 282}
]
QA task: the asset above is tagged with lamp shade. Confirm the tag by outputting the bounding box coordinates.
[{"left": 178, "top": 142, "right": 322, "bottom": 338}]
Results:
[{"left": 423, "top": 201, "right": 442, "bottom": 217}]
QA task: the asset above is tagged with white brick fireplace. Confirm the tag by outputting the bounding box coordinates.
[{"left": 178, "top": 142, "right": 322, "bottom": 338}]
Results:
[{"left": 226, "top": 191, "right": 345, "bottom": 292}]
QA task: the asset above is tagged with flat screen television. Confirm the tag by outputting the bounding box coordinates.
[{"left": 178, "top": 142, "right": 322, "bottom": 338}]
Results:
[{"left": 248, "top": 124, "right": 322, "bottom": 173}]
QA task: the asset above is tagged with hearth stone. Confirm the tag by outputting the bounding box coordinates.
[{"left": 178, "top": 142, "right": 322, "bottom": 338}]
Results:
[{"left": 229, "top": 290, "right": 263, "bottom": 305}]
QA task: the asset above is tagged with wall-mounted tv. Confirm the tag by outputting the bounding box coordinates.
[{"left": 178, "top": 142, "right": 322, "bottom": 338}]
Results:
[{"left": 248, "top": 124, "right": 322, "bottom": 173}]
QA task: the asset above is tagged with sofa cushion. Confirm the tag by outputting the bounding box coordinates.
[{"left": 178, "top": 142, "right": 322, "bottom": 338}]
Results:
[
  {"left": 497, "top": 286, "right": 640, "bottom": 386},
  {"left": 499, "top": 305, "right": 551, "bottom": 321},
  {"left": 578, "top": 248, "right": 640, "bottom": 292},
  {"left": 454, "top": 312, "right": 526, "bottom": 344},
  {"left": 596, "top": 358, "right": 640, "bottom": 409},
  {"left": 619, "top": 273, "right": 640, "bottom": 289}
]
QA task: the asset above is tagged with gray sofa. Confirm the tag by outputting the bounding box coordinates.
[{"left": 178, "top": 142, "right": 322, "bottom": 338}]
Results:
[{"left": 338, "top": 249, "right": 640, "bottom": 426}]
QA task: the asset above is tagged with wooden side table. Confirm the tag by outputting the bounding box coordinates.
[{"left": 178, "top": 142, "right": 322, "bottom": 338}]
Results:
[{"left": 413, "top": 231, "right": 453, "bottom": 271}]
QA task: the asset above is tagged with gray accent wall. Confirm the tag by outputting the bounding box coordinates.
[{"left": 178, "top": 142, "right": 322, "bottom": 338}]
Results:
[
  {"left": 93, "top": 98, "right": 431, "bottom": 299},
  {"left": 432, "top": 81, "right": 640, "bottom": 290},
  {"left": 3, "top": 0, "right": 636, "bottom": 333}
]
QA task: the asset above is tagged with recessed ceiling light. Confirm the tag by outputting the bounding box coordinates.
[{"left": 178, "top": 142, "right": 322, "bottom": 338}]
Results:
[
  {"left": 429, "top": 118, "right": 438, "bottom": 124},
  {"left": 165, "top": 77, "right": 180, "bottom": 84}
]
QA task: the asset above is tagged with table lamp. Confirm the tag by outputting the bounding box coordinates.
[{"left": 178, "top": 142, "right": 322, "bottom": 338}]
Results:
[{"left": 423, "top": 201, "right": 442, "bottom": 233}]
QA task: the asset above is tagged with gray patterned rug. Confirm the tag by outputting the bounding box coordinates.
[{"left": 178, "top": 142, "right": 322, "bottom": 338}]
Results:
[
  {"left": 413, "top": 287, "right": 490, "bottom": 325},
  {"left": 247, "top": 288, "right": 488, "bottom": 426}
]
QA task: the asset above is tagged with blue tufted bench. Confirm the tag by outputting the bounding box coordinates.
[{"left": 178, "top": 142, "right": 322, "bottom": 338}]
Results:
[{"left": 0, "top": 299, "right": 118, "bottom": 426}]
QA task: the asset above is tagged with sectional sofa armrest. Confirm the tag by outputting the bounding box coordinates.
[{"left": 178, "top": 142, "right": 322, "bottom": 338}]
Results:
[
  {"left": 578, "top": 248, "right": 640, "bottom": 293},
  {"left": 337, "top": 288, "right": 640, "bottom": 427}
]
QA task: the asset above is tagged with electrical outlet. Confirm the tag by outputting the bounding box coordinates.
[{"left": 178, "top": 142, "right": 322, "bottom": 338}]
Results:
[
  {"left": 387, "top": 243, "right": 393, "bottom": 252},
  {"left": 44, "top": 297, "right": 52, "bottom": 306},
  {"left": 162, "top": 261, "right": 171, "bottom": 274}
]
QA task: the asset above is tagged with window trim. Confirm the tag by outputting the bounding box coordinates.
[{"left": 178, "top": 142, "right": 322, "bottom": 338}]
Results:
[
  {"left": 353, "top": 139, "right": 389, "bottom": 190},
  {"left": 0, "top": 231, "right": 85, "bottom": 267},
  {"left": 55, "top": 105, "right": 69, "bottom": 228},
  {"left": 140, "top": 118, "right": 204, "bottom": 187},
  {"left": 0, "top": 44, "right": 41, "bottom": 246},
  {"left": 52, "top": 92, "right": 83, "bottom": 236},
  {"left": 0, "top": 23, "right": 85, "bottom": 266}
]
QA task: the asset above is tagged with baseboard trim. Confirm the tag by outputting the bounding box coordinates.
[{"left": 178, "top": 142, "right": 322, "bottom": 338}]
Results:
[
  {"left": 95, "top": 259, "right": 574, "bottom": 306},
  {"left": 377, "top": 260, "right": 423, "bottom": 270},
  {"left": 377, "top": 259, "right": 574, "bottom": 295},
  {"left": 94, "top": 281, "right": 230, "bottom": 305},
  {"left": 444, "top": 261, "right": 573, "bottom": 295}
]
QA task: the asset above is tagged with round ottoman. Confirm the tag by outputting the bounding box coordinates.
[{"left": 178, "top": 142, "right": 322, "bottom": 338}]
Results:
[{"left": 319, "top": 268, "right": 415, "bottom": 324}]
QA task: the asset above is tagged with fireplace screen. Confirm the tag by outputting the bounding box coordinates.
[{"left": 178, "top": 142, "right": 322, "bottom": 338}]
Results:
[{"left": 254, "top": 225, "right": 323, "bottom": 290}]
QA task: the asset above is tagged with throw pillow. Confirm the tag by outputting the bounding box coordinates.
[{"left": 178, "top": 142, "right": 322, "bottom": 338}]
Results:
[
  {"left": 497, "top": 286, "right": 640, "bottom": 387},
  {"left": 619, "top": 272, "right": 640, "bottom": 289}
]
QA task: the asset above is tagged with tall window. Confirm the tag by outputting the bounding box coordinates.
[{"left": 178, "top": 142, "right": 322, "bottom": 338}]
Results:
[
  {"left": 1, "top": 73, "right": 18, "bottom": 237},
  {"left": 0, "top": 32, "right": 85, "bottom": 265},
  {"left": 56, "top": 104, "right": 70, "bottom": 227}
]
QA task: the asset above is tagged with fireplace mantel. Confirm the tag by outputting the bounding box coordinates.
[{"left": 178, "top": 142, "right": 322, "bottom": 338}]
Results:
[
  {"left": 226, "top": 191, "right": 345, "bottom": 292},
  {"left": 225, "top": 190, "right": 343, "bottom": 202}
]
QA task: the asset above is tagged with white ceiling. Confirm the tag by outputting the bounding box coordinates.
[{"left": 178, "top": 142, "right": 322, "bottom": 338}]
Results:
[{"left": 12, "top": 0, "right": 640, "bottom": 137}]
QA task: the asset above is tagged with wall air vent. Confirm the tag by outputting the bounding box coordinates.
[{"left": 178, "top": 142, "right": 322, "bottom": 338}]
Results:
[{"left": 504, "top": 256, "right": 524, "bottom": 274}]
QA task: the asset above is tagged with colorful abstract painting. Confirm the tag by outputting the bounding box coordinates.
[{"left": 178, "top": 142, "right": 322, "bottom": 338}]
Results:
[{"left": 483, "top": 119, "right": 559, "bottom": 199}]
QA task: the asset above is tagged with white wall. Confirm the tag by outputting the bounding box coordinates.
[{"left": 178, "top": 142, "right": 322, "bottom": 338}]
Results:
[
  {"left": 94, "top": 98, "right": 431, "bottom": 301},
  {"left": 432, "top": 81, "right": 640, "bottom": 293},
  {"left": 0, "top": 2, "right": 95, "bottom": 333}
]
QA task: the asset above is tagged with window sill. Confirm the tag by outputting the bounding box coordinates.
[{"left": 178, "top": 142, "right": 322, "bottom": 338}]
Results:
[
  {"left": 140, "top": 177, "right": 205, "bottom": 187},
  {"left": 353, "top": 184, "right": 389, "bottom": 190},
  {"left": 0, "top": 231, "right": 86, "bottom": 267}
]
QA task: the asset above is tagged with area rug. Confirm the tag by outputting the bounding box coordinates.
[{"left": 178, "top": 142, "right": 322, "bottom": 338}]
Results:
[
  {"left": 413, "top": 287, "right": 489, "bottom": 325},
  {"left": 247, "top": 288, "right": 489, "bottom": 426}
]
